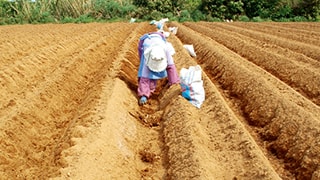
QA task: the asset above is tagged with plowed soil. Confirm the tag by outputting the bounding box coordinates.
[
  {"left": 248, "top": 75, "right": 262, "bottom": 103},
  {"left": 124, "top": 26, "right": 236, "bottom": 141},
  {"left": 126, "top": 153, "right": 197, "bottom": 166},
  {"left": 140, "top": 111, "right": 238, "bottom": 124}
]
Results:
[{"left": 0, "top": 22, "right": 319, "bottom": 180}]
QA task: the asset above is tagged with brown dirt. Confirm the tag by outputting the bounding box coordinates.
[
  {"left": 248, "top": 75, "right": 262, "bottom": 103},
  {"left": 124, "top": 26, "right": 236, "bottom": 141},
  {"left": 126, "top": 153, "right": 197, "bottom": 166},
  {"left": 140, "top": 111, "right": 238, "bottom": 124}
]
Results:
[{"left": 0, "top": 22, "right": 319, "bottom": 180}]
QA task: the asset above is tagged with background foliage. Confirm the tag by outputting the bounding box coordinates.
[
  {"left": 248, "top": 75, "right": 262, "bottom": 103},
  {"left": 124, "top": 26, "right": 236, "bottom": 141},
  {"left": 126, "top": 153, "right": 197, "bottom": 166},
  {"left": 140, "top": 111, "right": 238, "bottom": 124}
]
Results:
[{"left": 0, "top": 0, "right": 319, "bottom": 25}]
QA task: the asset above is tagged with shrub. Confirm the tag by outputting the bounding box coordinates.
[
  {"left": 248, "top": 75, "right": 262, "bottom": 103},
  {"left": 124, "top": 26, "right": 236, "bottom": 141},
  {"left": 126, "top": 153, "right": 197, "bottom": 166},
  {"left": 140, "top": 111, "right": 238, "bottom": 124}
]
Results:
[
  {"left": 206, "top": 15, "right": 221, "bottom": 22},
  {"left": 61, "top": 16, "right": 75, "bottom": 23},
  {"left": 179, "top": 10, "right": 193, "bottom": 22},
  {"left": 75, "top": 14, "right": 94, "bottom": 23},
  {"left": 147, "top": 10, "right": 163, "bottom": 20},
  {"left": 292, "top": 16, "right": 308, "bottom": 22},
  {"left": 252, "top": 16, "right": 264, "bottom": 22},
  {"left": 276, "top": 17, "right": 291, "bottom": 22},
  {"left": 164, "top": 12, "right": 178, "bottom": 22},
  {"left": 238, "top": 15, "right": 250, "bottom": 22}
]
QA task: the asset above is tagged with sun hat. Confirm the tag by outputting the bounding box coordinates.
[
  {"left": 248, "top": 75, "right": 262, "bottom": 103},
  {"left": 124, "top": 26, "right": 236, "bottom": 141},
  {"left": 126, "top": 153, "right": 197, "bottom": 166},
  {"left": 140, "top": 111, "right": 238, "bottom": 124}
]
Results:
[{"left": 144, "top": 44, "right": 168, "bottom": 72}]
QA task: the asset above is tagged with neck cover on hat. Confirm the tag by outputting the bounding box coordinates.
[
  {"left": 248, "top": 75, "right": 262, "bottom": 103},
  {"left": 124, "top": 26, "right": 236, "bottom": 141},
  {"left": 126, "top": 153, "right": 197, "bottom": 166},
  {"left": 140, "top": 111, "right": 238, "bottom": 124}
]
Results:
[{"left": 144, "top": 44, "right": 168, "bottom": 72}]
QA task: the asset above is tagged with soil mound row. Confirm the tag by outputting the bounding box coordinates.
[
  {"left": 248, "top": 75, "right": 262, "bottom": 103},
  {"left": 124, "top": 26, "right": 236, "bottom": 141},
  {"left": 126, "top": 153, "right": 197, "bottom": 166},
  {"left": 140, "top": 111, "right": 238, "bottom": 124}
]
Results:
[
  {"left": 171, "top": 22, "right": 320, "bottom": 179},
  {"left": 158, "top": 28, "right": 281, "bottom": 179},
  {"left": 104, "top": 22, "right": 282, "bottom": 179},
  {"left": 161, "top": 93, "right": 281, "bottom": 179},
  {"left": 184, "top": 22, "right": 320, "bottom": 105},
  {"left": 0, "top": 22, "right": 138, "bottom": 179},
  {"left": 57, "top": 23, "right": 169, "bottom": 179},
  {"left": 0, "top": 23, "right": 121, "bottom": 118},
  {"left": 266, "top": 22, "right": 320, "bottom": 32},
  {"left": 226, "top": 22, "right": 320, "bottom": 46},
  {"left": 0, "top": 24, "right": 95, "bottom": 65},
  {"left": 207, "top": 22, "right": 320, "bottom": 61}
]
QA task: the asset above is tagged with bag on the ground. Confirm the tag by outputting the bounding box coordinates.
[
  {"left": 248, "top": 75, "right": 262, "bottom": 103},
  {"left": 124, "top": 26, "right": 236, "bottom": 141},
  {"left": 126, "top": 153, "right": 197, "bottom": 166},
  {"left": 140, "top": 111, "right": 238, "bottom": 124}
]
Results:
[
  {"left": 180, "top": 65, "right": 205, "bottom": 108},
  {"left": 183, "top": 44, "right": 196, "bottom": 57},
  {"left": 168, "top": 27, "right": 178, "bottom": 35}
]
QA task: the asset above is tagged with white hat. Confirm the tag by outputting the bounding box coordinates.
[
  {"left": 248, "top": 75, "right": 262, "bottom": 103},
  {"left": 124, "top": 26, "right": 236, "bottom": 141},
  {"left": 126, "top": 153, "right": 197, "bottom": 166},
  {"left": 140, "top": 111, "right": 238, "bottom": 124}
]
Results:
[{"left": 144, "top": 45, "right": 168, "bottom": 72}]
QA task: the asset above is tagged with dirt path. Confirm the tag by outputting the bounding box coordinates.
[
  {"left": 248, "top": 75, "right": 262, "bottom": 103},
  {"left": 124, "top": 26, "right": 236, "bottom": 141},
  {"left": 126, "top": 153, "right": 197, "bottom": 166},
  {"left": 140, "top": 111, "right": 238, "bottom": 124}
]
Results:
[{"left": 0, "top": 22, "right": 319, "bottom": 180}]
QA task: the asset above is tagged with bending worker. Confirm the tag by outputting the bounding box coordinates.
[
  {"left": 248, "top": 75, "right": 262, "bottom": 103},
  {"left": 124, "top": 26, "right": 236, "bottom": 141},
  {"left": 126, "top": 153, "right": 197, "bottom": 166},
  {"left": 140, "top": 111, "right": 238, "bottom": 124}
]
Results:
[{"left": 137, "top": 31, "right": 180, "bottom": 105}]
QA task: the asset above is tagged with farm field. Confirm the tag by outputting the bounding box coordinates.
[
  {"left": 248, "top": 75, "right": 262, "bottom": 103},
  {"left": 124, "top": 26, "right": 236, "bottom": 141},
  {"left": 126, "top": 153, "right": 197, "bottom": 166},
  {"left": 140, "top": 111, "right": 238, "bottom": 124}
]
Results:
[{"left": 0, "top": 22, "right": 319, "bottom": 179}]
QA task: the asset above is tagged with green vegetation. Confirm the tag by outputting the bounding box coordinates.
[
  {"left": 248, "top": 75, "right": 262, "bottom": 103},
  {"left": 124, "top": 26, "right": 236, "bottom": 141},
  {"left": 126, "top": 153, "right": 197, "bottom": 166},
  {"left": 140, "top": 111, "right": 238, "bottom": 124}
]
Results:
[{"left": 0, "top": 0, "right": 319, "bottom": 25}]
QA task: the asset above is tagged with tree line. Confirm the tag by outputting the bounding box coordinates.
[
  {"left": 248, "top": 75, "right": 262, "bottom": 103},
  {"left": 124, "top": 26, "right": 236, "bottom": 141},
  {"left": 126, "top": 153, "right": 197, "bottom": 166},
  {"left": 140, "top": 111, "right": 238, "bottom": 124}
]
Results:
[{"left": 0, "top": 0, "right": 319, "bottom": 25}]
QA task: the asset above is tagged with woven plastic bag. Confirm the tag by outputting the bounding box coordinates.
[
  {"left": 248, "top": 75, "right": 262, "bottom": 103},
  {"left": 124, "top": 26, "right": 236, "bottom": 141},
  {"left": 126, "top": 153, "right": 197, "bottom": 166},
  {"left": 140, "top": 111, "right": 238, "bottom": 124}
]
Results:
[
  {"left": 183, "top": 44, "right": 196, "bottom": 57},
  {"left": 180, "top": 65, "right": 205, "bottom": 108}
]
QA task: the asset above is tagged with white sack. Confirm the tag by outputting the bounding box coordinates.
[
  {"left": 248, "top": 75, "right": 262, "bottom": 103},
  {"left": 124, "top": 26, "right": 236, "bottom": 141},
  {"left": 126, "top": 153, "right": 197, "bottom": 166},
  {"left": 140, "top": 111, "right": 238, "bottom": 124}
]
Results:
[
  {"left": 183, "top": 44, "right": 196, "bottom": 57},
  {"left": 180, "top": 65, "right": 205, "bottom": 108}
]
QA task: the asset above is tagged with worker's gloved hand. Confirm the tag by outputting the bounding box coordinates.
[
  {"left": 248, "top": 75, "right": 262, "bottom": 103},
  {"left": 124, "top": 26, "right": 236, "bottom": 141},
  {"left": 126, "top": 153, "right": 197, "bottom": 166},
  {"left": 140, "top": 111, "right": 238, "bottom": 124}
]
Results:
[{"left": 139, "top": 96, "right": 147, "bottom": 105}]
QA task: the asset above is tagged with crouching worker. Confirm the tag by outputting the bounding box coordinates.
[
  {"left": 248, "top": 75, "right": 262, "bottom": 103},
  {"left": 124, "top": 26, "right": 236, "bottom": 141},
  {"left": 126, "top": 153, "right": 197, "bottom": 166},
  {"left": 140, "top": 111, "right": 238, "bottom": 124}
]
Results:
[{"left": 137, "top": 31, "right": 180, "bottom": 105}]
